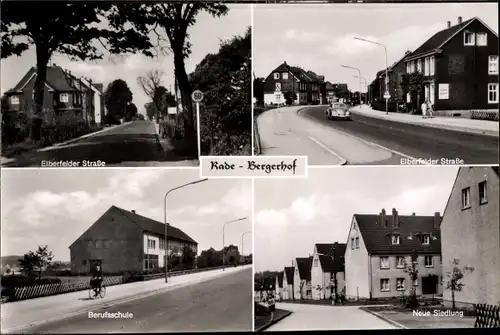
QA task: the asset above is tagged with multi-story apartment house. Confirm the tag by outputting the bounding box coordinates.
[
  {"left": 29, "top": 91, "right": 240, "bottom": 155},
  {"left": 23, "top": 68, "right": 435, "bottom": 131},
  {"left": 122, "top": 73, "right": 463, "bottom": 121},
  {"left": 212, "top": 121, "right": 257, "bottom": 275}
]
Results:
[
  {"left": 262, "top": 62, "right": 323, "bottom": 105},
  {"left": 345, "top": 208, "right": 443, "bottom": 300},
  {"left": 441, "top": 166, "right": 500, "bottom": 307},
  {"left": 3, "top": 65, "right": 105, "bottom": 124},
  {"left": 310, "top": 243, "right": 347, "bottom": 300},
  {"left": 376, "top": 51, "right": 413, "bottom": 102},
  {"left": 403, "top": 16, "right": 498, "bottom": 113},
  {"left": 70, "top": 206, "right": 198, "bottom": 274},
  {"left": 275, "top": 271, "right": 284, "bottom": 300},
  {"left": 293, "top": 257, "right": 313, "bottom": 300},
  {"left": 283, "top": 266, "right": 294, "bottom": 300}
]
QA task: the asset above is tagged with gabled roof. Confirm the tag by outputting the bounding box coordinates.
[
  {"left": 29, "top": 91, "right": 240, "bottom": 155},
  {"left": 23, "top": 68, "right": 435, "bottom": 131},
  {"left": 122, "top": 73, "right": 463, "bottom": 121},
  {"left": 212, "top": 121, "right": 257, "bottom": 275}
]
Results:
[
  {"left": 265, "top": 62, "right": 301, "bottom": 82},
  {"left": 379, "top": 51, "right": 413, "bottom": 78},
  {"left": 110, "top": 205, "right": 197, "bottom": 244},
  {"left": 295, "top": 257, "right": 313, "bottom": 281},
  {"left": 284, "top": 266, "right": 294, "bottom": 285},
  {"left": 276, "top": 271, "right": 284, "bottom": 287},
  {"left": 315, "top": 243, "right": 347, "bottom": 273},
  {"left": 325, "top": 81, "right": 336, "bottom": 90},
  {"left": 354, "top": 211, "right": 441, "bottom": 255}
]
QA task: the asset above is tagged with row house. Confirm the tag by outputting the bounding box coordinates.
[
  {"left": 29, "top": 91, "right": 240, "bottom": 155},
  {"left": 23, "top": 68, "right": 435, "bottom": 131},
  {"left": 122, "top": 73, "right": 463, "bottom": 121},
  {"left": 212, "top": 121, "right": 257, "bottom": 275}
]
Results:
[
  {"left": 441, "top": 166, "right": 500, "bottom": 307},
  {"left": 293, "top": 257, "right": 313, "bottom": 300},
  {"left": 262, "top": 61, "right": 323, "bottom": 105},
  {"left": 3, "top": 65, "right": 106, "bottom": 124},
  {"left": 376, "top": 51, "right": 413, "bottom": 102},
  {"left": 344, "top": 208, "right": 443, "bottom": 300},
  {"left": 404, "top": 16, "right": 498, "bottom": 113},
  {"left": 274, "top": 271, "right": 284, "bottom": 300},
  {"left": 282, "top": 266, "right": 294, "bottom": 300},
  {"left": 321, "top": 82, "right": 349, "bottom": 104},
  {"left": 310, "top": 243, "right": 347, "bottom": 300}
]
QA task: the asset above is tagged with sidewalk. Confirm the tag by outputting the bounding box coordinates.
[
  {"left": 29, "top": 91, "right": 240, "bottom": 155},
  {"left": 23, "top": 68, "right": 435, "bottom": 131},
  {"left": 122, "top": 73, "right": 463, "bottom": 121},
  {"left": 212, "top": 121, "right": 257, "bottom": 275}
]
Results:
[
  {"left": 351, "top": 105, "right": 499, "bottom": 137},
  {"left": 1, "top": 265, "right": 250, "bottom": 333}
]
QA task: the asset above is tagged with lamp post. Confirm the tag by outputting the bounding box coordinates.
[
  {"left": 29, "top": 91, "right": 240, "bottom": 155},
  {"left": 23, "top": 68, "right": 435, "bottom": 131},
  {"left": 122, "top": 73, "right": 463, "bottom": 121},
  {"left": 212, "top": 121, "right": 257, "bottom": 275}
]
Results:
[
  {"left": 341, "top": 65, "right": 362, "bottom": 105},
  {"left": 163, "top": 178, "right": 208, "bottom": 283},
  {"left": 241, "top": 231, "right": 252, "bottom": 258},
  {"left": 222, "top": 217, "right": 248, "bottom": 270},
  {"left": 353, "top": 37, "right": 389, "bottom": 114}
]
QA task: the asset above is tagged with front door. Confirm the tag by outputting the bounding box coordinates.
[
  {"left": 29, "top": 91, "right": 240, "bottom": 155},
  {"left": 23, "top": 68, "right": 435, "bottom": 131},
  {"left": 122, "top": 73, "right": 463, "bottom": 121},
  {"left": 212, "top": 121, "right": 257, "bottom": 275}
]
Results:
[
  {"left": 429, "top": 83, "right": 435, "bottom": 106},
  {"left": 424, "top": 85, "right": 430, "bottom": 102},
  {"left": 422, "top": 276, "right": 438, "bottom": 295}
]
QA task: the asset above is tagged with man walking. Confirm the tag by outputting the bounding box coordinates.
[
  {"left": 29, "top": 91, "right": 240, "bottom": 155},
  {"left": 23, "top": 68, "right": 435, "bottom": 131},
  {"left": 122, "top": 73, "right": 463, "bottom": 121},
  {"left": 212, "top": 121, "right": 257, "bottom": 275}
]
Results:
[{"left": 421, "top": 100, "right": 428, "bottom": 119}]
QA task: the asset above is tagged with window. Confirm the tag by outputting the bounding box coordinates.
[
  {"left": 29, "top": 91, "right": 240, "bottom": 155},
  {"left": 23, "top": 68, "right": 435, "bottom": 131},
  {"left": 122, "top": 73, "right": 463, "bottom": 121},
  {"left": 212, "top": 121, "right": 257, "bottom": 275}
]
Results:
[
  {"left": 424, "top": 256, "right": 433, "bottom": 267},
  {"left": 479, "top": 181, "right": 487, "bottom": 204},
  {"left": 355, "top": 237, "right": 359, "bottom": 249},
  {"left": 488, "top": 84, "right": 498, "bottom": 103},
  {"left": 282, "top": 72, "right": 289, "bottom": 80},
  {"left": 59, "top": 93, "right": 69, "bottom": 103},
  {"left": 351, "top": 238, "right": 355, "bottom": 249},
  {"left": 10, "top": 96, "right": 20, "bottom": 104},
  {"left": 275, "top": 82, "right": 281, "bottom": 91},
  {"left": 406, "top": 62, "right": 411, "bottom": 74},
  {"left": 147, "top": 238, "right": 156, "bottom": 250},
  {"left": 430, "top": 56, "right": 435, "bottom": 76},
  {"left": 417, "top": 59, "right": 422, "bottom": 72},
  {"left": 424, "top": 57, "right": 430, "bottom": 75},
  {"left": 380, "top": 279, "right": 390, "bottom": 292},
  {"left": 411, "top": 61, "right": 415, "bottom": 73},
  {"left": 396, "top": 256, "right": 405, "bottom": 268},
  {"left": 413, "top": 278, "right": 418, "bottom": 287},
  {"left": 274, "top": 73, "right": 280, "bottom": 79},
  {"left": 422, "top": 234, "right": 430, "bottom": 245},
  {"left": 461, "top": 187, "right": 471, "bottom": 209},
  {"left": 489, "top": 56, "right": 498, "bottom": 75},
  {"left": 476, "top": 33, "right": 487, "bottom": 46},
  {"left": 396, "top": 278, "right": 405, "bottom": 291},
  {"left": 464, "top": 32, "right": 475, "bottom": 46},
  {"left": 313, "top": 258, "right": 319, "bottom": 267},
  {"left": 380, "top": 257, "right": 390, "bottom": 269},
  {"left": 391, "top": 235, "right": 400, "bottom": 245}
]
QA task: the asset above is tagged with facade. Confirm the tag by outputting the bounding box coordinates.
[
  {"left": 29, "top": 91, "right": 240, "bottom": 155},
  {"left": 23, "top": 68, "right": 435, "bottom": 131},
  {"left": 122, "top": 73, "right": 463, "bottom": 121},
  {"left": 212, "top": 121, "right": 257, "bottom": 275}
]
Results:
[
  {"left": 311, "top": 243, "right": 347, "bottom": 300},
  {"left": 283, "top": 266, "right": 294, "bottom": 300},
  {"left": 3, "top": 65, "right": 106, "bottom": 124},
  {"left": 377, "top": 51, "right": 413, "bottom": 102},
  {"left": 293, "top": 257, "right": 313, "bottom": 300},
  {"left": 345, "top": 208, "right": 443, "bottom": 300},
  {"left": 403, "top": 16, "right": 498, "bottom": 113},
  {"left": 69, "top": 206, "right": 198, "bottom": 275},
  {"left": 275, "top": 271, "right": 284, "bottom": 300},
  {"left": 441, "top": 167, "right": 500, "bottom": 307}
]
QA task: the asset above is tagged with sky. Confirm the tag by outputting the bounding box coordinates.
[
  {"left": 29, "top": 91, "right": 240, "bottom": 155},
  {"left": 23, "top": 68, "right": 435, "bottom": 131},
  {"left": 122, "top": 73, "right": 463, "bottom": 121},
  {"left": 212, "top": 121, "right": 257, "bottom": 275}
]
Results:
[
  {"left": 0, "top": 4, "right": 251, "bottom": 114},
  {"left": 253, "top": 3, "right": 498, "bottom": 92},
  {"left": 254, "top": 166, "right": 459, "bottom": 272},
  {"left": 1, "top": 169, "right": 252, "bottom": 261}
]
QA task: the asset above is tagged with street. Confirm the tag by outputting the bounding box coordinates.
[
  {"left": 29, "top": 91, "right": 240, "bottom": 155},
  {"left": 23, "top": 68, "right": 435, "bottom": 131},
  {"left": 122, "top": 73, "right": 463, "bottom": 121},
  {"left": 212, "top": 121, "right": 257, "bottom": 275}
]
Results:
[
  {"left": 265, "top": 303, "right": 398, "bottom": 331},
  {"left": 6, "top": 267, "right": 252, "bottom": 333},
  {"left": 1, "top": 121, "right": 198, "bottom": 167}
]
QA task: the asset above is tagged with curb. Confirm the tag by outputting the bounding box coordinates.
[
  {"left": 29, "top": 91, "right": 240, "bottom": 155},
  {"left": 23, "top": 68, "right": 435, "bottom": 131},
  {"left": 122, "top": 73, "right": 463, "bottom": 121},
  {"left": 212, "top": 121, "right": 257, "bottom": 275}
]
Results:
[
  {"left": 359, "top": 307, "right": 409, "bottom": 329},
  {"left": 256, "top": 311, "right": 293, "bottom": 332}
]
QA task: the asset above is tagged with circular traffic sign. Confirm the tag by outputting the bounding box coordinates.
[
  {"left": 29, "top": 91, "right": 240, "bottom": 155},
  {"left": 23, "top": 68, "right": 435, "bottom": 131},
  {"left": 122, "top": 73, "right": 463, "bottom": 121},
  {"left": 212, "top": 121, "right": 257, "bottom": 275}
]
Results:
[{"left": 192, "top": 90, "right": 204, "bottom": 103}]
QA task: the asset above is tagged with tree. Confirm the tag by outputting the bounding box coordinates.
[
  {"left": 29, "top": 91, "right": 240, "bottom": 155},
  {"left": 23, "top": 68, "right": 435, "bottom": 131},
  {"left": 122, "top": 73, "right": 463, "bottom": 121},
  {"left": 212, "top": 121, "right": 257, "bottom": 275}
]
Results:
[
  {"left": 144, "top": 102, "right": 155, "bottom": 121},
  {"left": 167, "top": 246, "right": 182, "bottom": 271},
  {"left": 402, "top": 250, "right": 420, "bottom": 308},
  {"left": 253, "top": 77, "right": 265, "bottom": 105},
  {"left": 1, "top": 3, "right": 154, "bottom": 140},
  {"left": 197, "top": 247, "right": 223, "bottom": 269},
  {"left": 284, "top": 91, "right": 297, "bottom": 106},
  {"left": 18, "top": 245, "right": 54, "bottom": 279},
  {"left": 137, "top": 69, "right": 165, "bottom": 100},
  {"left": 125, "top": 103, "right": 138, "bottom": 121},
  {"left": 137, "top": 114, "right": 145, "bottom": 120},
  {"left": 153, "top": 86, "right": 176, "bottom": 119},
  {"left": 104, "top": 79, "right": 133, "bottom": 122},
  {"left": 445, "top": 258, "right": 475, "bottom": 309},
  {"left": 181, "top": 245, "right": 196, "bottom": 270},
  {"left": 402, "top": 72, "right": 425, "bottom": 113}
]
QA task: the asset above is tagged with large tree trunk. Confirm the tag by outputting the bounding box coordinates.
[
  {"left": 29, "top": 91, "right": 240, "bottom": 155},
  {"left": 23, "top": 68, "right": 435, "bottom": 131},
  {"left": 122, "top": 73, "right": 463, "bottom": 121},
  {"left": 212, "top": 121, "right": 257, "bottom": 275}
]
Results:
[{"left": 32, "top": 49, "right": 49, "bottom": 141}]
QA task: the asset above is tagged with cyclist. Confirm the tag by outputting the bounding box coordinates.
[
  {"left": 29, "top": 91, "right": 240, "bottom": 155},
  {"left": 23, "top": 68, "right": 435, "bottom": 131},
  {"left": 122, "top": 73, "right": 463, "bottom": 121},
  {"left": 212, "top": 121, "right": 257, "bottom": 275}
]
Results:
[{"left": 90, "top": 265, "right": 103, "bottom": 297}]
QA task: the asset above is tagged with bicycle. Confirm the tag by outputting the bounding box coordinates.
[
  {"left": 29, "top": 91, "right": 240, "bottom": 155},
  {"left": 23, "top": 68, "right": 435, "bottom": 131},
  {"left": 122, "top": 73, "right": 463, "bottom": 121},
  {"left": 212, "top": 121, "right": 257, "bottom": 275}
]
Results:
[{"left": 88, "top": 283, "right": 106, "bottom": 299}]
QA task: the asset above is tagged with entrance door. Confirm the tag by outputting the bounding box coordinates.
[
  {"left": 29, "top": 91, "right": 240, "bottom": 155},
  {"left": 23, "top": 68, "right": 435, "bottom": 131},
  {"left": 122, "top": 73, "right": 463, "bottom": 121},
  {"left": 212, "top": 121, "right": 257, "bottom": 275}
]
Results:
[
  {"left": 424, "top": 85, "right": 430, "bottom": 102},
  {"left": 422, "top": 276, "right": 438, "bottom": 295},
  {"left": 429, "top": 83, "right": 435, "bottom": 105}
]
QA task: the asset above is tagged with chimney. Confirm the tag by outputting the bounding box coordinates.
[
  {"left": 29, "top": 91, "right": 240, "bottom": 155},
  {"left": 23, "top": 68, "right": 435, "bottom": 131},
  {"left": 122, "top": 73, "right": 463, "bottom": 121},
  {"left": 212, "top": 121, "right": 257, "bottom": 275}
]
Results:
[
  {"left": 131, "top": 210, "right": 136, "bottom": 214},
  {"left": 447, "top": 21, "right": 451, "bottom": 28},
  {"left": 392, "top": 208, "right": 399, "bottom": 228},
  {"left": 458, "top": 16, "right": 462, "bottom": 24},
  {"left": 380, "top": 209, "right": 386, "bottom": 228},
  {"left": 434, "top": 212, "right": 441, "bottom": 229},
  {"left": 412, "top": 212, "right": 416, "bottom": 216}
]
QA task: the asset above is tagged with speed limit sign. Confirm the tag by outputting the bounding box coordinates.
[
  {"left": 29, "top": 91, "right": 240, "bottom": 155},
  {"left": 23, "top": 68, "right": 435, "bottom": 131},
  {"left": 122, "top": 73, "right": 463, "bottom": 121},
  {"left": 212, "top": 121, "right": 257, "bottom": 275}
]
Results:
[{"left": 192, "top": 90, "right": 204, "bottom": 103}]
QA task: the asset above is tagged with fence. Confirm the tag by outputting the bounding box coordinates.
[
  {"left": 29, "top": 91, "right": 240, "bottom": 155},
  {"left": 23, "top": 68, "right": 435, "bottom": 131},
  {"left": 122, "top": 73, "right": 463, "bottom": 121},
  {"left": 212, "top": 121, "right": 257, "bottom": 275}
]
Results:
[
  {"left": 474, "top": 304, "right": 500, "bottom": 328},
  {"left": 470, "top": 110, "right": 499, "bottom": 121}
]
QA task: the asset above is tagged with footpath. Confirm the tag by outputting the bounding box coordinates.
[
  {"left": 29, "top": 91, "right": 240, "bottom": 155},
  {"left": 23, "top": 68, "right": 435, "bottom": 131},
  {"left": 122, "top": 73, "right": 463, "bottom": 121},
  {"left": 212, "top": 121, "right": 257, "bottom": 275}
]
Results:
[
  {"left": 351, "top": 105, "right": 499, "bottom": 137},
  {"left": 1, "top": 265, "right": 250, "bottom": 333}
]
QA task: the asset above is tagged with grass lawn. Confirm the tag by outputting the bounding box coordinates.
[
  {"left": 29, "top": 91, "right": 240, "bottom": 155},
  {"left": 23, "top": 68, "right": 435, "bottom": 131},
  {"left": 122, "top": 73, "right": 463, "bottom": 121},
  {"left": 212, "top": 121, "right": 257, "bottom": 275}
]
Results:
[{"left": 254, "top": 309, "right": 291, "bottom": 331}]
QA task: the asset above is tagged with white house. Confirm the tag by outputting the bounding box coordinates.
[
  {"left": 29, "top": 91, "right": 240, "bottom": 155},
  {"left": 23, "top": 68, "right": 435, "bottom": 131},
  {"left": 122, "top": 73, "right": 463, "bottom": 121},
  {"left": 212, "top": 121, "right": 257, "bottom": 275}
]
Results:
[
  {"left": 311, "top": 243, "right": 347, "bottom": 300},
  {"left": 293, "top": 257, "right": 313, "bottom": 300}
]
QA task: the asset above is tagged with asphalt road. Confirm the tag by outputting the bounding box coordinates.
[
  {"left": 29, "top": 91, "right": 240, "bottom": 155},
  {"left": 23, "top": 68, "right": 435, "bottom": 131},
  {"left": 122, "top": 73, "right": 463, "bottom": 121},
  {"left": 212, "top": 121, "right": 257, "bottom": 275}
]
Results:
[
  {"left": 23, "top": 268, "right": 252, "bottom": 333},
  {"left": 302, "top": 106, "right": 499, "bottom": 165}
]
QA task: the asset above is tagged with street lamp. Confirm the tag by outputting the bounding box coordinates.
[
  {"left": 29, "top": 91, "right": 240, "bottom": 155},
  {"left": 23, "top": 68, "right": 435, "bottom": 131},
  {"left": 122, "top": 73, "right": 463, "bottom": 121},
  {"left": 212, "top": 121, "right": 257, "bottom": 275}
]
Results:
[
  {"left": 241, "top": 231, "right": 252, "bottom": 257},
  {"left": 163, "top": 178, "right": 208, "bottom": 283},
  {"left": 340, "top": 65, "right": 362, "bottom": 105},
  {"left": 222, "top": 217, "right": 248, "bottom": 270},
  {"left": 317, "top": 243, "right": 339, "bottom": 305},
  {"left": 353, "top": 37, "right": 389, "bottom": 114}
]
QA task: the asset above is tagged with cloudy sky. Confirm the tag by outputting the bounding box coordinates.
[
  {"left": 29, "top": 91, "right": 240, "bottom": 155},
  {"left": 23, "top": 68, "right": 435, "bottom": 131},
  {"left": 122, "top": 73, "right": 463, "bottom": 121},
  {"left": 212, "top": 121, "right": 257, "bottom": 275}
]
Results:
[
  {"left": 0, "top": 4, "right": 250, "bottom": 114},
  {"left": 1, "top": 169, "right": 252, "bottom": 261},
  {"left": 254, "top": 3, "right": 498, "bottom": 92},
  {"left": 254, "top": 166, "right": 458, "bottom": 272}
]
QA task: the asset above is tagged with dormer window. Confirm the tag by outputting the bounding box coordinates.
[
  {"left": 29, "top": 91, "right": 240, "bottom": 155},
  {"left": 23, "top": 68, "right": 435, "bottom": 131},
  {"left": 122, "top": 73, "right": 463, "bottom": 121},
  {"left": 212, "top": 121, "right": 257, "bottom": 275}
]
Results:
[
  {"left": 274, "top": 73, "right": 280, "bottom": 80},
  {"left": 422, "top": 234, "right": 430, "bottom": 245},
  {"left": 464, "top": 32, "right": 475, "bottom": 46},
  {"left": 391, "top": 235, "right": 400, "bottom": 245},
  {"left": 59, "top": 93, "right": 69, "bottom": 103},
  {"left": 282, "top": 72, "right": 289, "bottom": 80},
  {"left": 10, "top": 96, "right": 19, "bottom": 105}
]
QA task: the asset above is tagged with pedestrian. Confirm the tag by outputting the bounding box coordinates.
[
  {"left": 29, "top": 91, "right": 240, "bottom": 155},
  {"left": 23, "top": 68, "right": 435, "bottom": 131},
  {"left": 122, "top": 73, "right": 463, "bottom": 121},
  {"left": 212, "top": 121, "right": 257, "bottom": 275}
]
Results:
[
  {"left": 268, "top": 292, "right": 276, "bottom": 322},
  {"left": 421, "top": 100, "right": 428, "bottom": 119},
  {"left": 427, "top": 101, "right": 434, "bottom": 118}
]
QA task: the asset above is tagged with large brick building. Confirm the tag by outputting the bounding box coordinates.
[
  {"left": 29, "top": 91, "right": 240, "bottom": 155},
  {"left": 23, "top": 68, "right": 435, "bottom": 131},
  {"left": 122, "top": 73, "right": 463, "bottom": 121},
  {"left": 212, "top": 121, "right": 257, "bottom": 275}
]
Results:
[{"left": 69, "top": 205, "right": 198, "bottom": 275}]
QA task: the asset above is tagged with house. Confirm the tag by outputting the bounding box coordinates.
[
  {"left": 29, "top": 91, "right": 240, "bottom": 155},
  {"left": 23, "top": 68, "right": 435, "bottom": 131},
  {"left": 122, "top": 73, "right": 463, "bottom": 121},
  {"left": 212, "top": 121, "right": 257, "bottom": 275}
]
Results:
[
  {"left": 283, "top": 266, "right": 294, "bottom": 300},
  {"left": 254, "top": 277, "right": 276, "bottom": 302},
  {"left": 69, "top": 206, "right": 198, "bottom": 275},
  {"left": 3, "top": 65, "right": 106, "bottom": 124},
  {"left": 223, "top": 245, "right": 241, "bottom": 266},
  {"left": 441, "top": 166, "right": 499, "bottom": 307},
  {"left": 376, "top": 50, "right": 413, "bottom": 103},
  {"left": 345, "top": 208, "right": 443, "bottom": 300},
  {"left": 311, "top": 243, "right": 347, "bottom": 300},
  {"left": 403, "top": 16, "right": 498, "bottom": 114},
  {"left": 275, "top": 271, "right": 284, "bottom": 300},
  {"left": 262, "top": 62, "right": 323, "bottom": 105},
  {"left": 293, "top": 257, "right": 313, "bottom": 300}
]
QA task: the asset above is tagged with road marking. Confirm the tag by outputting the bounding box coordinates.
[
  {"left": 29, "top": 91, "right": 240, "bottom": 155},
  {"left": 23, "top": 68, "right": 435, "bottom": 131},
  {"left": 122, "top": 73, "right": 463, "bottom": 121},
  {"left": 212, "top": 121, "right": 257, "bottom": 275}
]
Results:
[{"left": 307, "top": 136, "right": 347, "bottom": 165}]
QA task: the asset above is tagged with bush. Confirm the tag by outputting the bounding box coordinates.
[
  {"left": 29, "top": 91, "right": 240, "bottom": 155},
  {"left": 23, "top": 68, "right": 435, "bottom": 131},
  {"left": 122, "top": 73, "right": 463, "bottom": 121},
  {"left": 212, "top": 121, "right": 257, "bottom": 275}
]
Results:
[
  {"left": 371, "top": 100, "right": 399, "bottom": 113},
  {"left": 0, "top": 275, "right": 62, "bottom": 288}
]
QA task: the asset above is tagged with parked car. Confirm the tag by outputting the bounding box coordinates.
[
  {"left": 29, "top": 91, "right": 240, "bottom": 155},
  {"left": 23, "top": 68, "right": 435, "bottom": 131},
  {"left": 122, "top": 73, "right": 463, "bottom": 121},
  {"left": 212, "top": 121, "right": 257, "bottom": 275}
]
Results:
[{"left": 325, "top": 102, "right": 351, "bottom": 121}]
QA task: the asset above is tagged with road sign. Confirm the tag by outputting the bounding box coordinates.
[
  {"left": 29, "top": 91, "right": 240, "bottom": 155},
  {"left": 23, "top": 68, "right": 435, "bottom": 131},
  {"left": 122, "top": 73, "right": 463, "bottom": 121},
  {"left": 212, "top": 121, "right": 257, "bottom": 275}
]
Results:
[
  {"left": 192, "top": 90, "right": 204, "bottom": 103},
  {"left": 383, "top": 91, "right": 390, "bottom": 99}
]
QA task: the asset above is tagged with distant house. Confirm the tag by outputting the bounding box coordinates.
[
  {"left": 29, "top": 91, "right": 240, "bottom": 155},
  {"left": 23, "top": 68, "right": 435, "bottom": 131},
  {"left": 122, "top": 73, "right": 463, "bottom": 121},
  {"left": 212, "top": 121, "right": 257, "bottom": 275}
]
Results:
[
  {"left": 283, "top": 266, "right": 294, "bottom": 300},
  {"left": 275, "top": 271, "right": 284, "bottom": 300},
  {"left": 441, "top": 166, "right": 500, "bottom": 307},
  {"left": 376, "top": 50, "right": 413, "bottom": 103},
  {"left": 3, "top": 65, "right": 106, "bottom": 124},
  {"left": 255, "top": 277, "right": 275, "bottom": 302},
  {"left": 345, "top": 208, "right": 443, "bottom": 300},
  {"left": 69, "top": 206, "right": 198, "bottom": 275},
  {"left": 403, "top": 16, "right": 498, "bottom": 113},
  {"left": 223, "top": 245, "right": 241, "bottom": 266},
  {"left": 311, "top": 243, "right": 346, "bottom": 300},
  {"left": 293, "top": 257, "right": 313, "bottom": 300}
]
